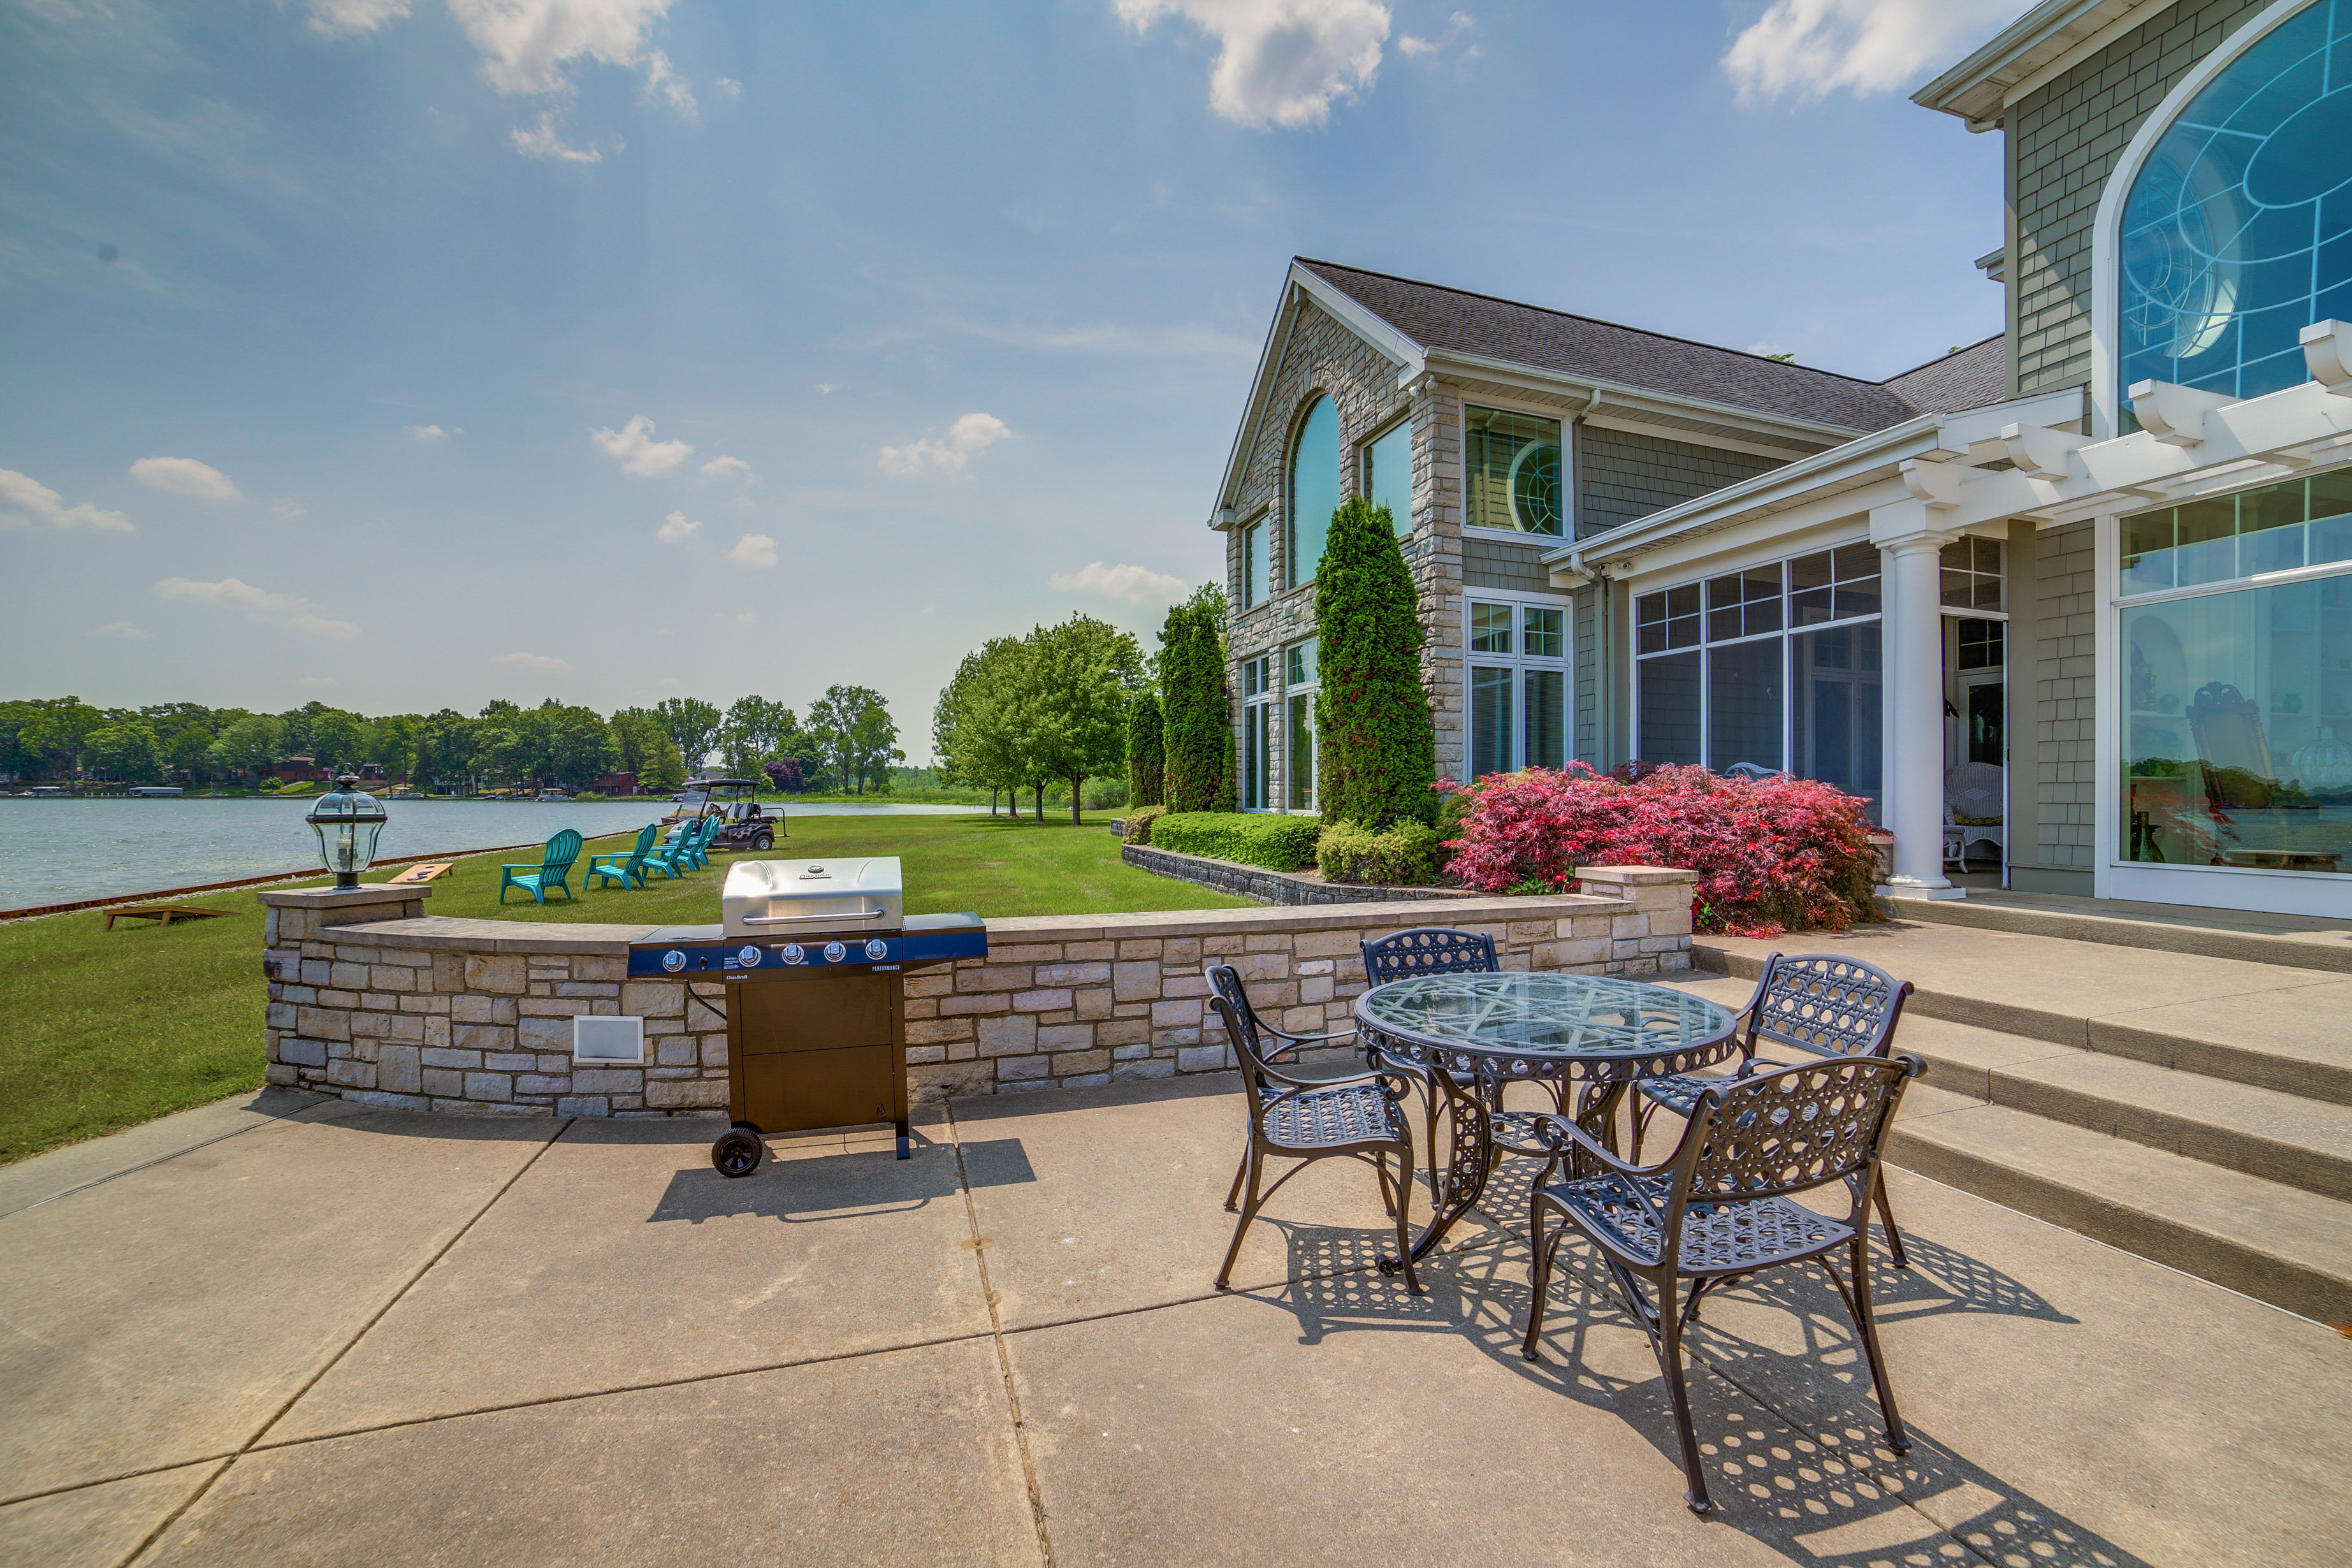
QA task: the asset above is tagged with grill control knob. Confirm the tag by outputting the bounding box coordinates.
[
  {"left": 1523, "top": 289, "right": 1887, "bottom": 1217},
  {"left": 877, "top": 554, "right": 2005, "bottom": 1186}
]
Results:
[
  {"left": 737, "top": 945, "right": 762, "bottom": 968},
  {"left": 822, "top": 941, "right": 847, "bottom": 963},
  {"left": 661, "top": 950, "right": 686, "bottom": 973},
  {"left": 864, "top": 938, "right": 889, "bottom": 961},
  {"left": 780, "top": 944, "right": 804, "bottom": 965}
]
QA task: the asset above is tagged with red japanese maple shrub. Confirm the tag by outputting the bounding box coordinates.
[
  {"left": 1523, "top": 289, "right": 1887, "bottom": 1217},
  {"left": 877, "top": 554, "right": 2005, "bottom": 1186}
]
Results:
[{"left": 1440, "top": 763, "right": 1880, "bottom": 938}]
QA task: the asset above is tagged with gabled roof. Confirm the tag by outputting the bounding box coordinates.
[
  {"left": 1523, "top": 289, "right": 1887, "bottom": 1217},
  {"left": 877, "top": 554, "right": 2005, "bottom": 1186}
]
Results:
[
  {"left": 1912, "top": 0, "right": 2172, "bottom": 127},
  {"left": 1296, "top": 259, "right": 1968, "bottom": 434}
]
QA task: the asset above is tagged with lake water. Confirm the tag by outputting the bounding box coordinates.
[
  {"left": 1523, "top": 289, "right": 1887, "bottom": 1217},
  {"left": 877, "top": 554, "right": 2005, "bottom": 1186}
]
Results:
[{"left": 0, "top": 797, "right": 985, "bottom": 909}]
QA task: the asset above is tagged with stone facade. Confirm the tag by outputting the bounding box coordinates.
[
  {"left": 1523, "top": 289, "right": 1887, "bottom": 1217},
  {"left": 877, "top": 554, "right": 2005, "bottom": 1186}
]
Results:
[
  {"left": 2005, "top": 0, "right": 2269, "bottom": 400},
  {"left": 259, "top": 870, "right": 1697, "bottom": 1115}
]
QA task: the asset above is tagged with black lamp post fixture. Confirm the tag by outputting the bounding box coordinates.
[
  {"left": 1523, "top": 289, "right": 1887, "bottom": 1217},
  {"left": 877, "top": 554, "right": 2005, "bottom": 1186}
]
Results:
[{"left": 307, "top": 773, "right": 388, "bottom": 890}]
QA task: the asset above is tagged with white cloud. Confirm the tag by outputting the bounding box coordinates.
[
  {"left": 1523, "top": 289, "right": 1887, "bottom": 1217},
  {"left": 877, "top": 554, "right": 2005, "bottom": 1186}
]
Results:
[
  {"left": 96, "top": 621, "right": 152, "bottom": 639},
  {"left": 726, "top": 532, "right": 777, "bottom": 567},
  {"left": 699, "top": 454, "right": 753, "bottom": 481},
  {"left": 1397, "top": 10, "right": 1472, "bottom": 59},
  {"left": 816, "top": 382, "right": 838, "bottom": 394},
  {"left": 404, "top": 423, "right": 461, "bottom": 439},
  {"left": 643, "top": 48, "right": 695, "bottom": 117},
  {"left": 497, "top": 650, "right": 575, "bottom": 672},
  {"left": 592, "top": 414, "right": 693, "bottom": 475},
  {"left": 305, "top": 0, "right": 410, "bottom": 38},
  {"left": 444, "top": 0, "right": 676, "bottom": 95},
  {"left": 154, "top": 576, "right": 359, "bottom": 638},
  {"left": 715, "top": 76, "right": 743, "bottom": 99},
  {"left": 129, "top": 456, "right": 239, "bottom": 500},
  {"left": 1050, "top": 560, "right": 1189, "bottom": 605},
  {"left": 656, "top": 510, "right": 701, "bottom": 542},
  {"left": 512, "top": 112, "right": 603, "bottom": 162},
  {"left": 880, "top": 412, "right": 1014, "bottom": 476},
  {"left": 270, "top": 498, "right": 308, "bottom": 519},
  {"left": 735, "top": 612, "right": 755, "bottom": 624},
  {"left": 1115, "top": 0, "right": 1390, "bottom": 129},
  {"left": 1724, "top": 0, "right": 2031, "bottom": 105},
  {"left": 0, "top": 468, "right": 134, "bottom": 534}
]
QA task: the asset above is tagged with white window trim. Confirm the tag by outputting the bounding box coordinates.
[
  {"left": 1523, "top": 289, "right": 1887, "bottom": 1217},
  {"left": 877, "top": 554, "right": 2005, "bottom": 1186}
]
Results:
[
  {"left": 1463, "top": 588, "right": 1575, "bottom": 774},
  {"left": 1235, "top": 511, "right": 1270, "bottom": 611},
  {"left": 2087, "top": 0, "right": 2315, "bottom": 440},
  {"left": 2093, "top": 493, "right": 2352, "bottom": 917},
  {"left": 1461, "top": 395, "right": 1573, "bottom": 545},
  {"left": 1358, "top": 414, "right": 1416, "bottom": 537},
  {"left": 1240, "top": 654, "right": 1275, "bottom": 813}
]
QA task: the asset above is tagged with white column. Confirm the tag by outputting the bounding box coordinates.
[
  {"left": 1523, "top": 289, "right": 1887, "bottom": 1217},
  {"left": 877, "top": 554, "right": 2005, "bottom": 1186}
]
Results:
[{"left": 1875, "top": 519, "right": 1964, "bottom": 898}]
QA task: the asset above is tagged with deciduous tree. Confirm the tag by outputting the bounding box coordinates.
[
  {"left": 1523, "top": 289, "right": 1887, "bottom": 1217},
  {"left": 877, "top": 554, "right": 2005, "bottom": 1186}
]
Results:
[{"left": 1012, "top": 615, "right": 1143, "bottom": 824}]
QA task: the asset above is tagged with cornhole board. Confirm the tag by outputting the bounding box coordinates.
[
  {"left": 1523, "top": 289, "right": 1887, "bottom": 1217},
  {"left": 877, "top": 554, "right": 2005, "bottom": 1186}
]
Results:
[
  {"left": 103, "top": 905, "right": 228, "bottom": 931},
  {"left": 387, "top": 863, "right": 453, "bottom": 884}
]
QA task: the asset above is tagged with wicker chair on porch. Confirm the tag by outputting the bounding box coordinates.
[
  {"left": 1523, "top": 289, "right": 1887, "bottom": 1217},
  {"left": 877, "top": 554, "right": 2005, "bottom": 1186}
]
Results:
[
  {"left": 1207, "top": 964, "right": 1422, "bottom": 1295},
  {"left": 1522, "top": 1052, "right": 1926, "bottom": 1514},
  {"left": 1630, "top": 953, "right": 1917, "bottom": 1265}
]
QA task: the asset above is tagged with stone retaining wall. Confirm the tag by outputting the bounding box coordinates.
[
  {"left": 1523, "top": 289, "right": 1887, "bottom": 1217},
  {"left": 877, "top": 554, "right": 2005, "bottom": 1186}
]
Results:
[
  {"left": 1120, "top": 843, "right": 1480, "bottom": 906},
  {"left": 258, "top": 866, "right": 1697, "bottom": 1115}
]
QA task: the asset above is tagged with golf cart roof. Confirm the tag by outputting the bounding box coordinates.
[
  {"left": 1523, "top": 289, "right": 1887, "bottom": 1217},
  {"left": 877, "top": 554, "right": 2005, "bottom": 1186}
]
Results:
[{"left": 687, "top": 778, "right": 759, "bottom": 791}]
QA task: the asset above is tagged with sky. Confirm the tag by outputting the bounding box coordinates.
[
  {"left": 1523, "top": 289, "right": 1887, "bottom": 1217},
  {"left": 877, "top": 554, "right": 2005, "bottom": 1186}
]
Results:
[{"left": 1, "top": 0, "right": 2038, "bottom": 760}]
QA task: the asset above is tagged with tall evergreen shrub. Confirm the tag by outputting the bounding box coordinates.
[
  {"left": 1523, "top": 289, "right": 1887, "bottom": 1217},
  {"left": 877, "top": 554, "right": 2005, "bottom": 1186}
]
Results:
[
  {"left": 1127, "top": 691, "right": 1164, "bottom": 807},
  {"left": 1314, "top": 496, "right": 1435, "bottom": 827},
  {"left": 1159, "top": 586, "right": 1235, "bottom": 813}
]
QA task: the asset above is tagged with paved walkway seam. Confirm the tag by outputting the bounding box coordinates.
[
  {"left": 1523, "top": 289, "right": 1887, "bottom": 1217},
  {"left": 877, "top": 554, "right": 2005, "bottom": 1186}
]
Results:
[
  {"left": 946, "top": 1100, "right": 1058, "bottom": 1568},
  {"left": 0, "top": 1101, "right": 323, "bottom": 1223},
  {"left": 113, "top": 1117, "right": 575, "bottom": 1568}
]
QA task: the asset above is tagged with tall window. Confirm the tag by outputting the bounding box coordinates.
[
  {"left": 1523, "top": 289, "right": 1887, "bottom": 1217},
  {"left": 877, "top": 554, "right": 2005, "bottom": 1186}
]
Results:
[
  {"left": 2119, "top": 3, "right": 2352, "bottom": 408},
  {"left": 1363, "top": 417, "right": 1412, "bottom": 535},
  {"left": 1464, "top": 407, "right": 1563, "bottom": 536},
  {"left": 1466, "top": 600, "right": 1569, "bottom": 778},
  {"left": 1240, "top": 655, "right": 1272, "bottom": 809},
  {"left": 1239, "top": 517, "right": 1267, "bottom": 609},
  {"left": 1285, "top": 638, "right": 1319, "bottom": 810},
  {"left": 1287, "top": 396, "right": 1340, "bottom": 588},
  {"left": 1636, "top": 544, "right": 1886, "bottom": 809},
  {"left": 2121, "top": 468, "right": 2352, "bottom": 875}
]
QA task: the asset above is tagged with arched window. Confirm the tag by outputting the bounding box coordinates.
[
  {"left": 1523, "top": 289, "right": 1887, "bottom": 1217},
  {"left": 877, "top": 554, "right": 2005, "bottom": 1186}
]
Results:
[
  {"left": 2118, "top": 1, "right": 2352, "bottom": 408},
  {"left": 1286, "top": 395, "right": 1340, "bottom": 588}
]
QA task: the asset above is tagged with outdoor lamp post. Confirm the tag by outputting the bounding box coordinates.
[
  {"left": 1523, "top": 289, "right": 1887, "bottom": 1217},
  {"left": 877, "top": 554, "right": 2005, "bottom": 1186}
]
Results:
[{"left": 306, "top": 773, "right": 387, "bottom": 889}]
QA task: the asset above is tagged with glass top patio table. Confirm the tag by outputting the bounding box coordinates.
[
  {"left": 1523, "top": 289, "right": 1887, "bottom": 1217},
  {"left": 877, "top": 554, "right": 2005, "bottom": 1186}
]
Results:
[{"left": 1356, "top": 971, "right": 1736, "bottom": 1078}]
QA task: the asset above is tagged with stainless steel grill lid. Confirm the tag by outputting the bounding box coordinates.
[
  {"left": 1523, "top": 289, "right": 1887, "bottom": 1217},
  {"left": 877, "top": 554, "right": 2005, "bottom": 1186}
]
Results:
[{"left": 722, "top": 857, "right": 904, "bottom": 938}]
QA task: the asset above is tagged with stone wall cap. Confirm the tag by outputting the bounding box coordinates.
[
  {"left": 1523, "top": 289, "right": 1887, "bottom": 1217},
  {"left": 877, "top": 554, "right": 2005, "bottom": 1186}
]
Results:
[
  {"left": 1573, "top": 866, "right": 1700, "bottom": 885},
  {"left": 982, "top": 893, "right": 1623, "bottom": 942},
  {"left": 316, "top": 915, "right": 656, "bottom": 955},
  {"left": 256, "top": 884, "right": 431, "bottom": 908}
]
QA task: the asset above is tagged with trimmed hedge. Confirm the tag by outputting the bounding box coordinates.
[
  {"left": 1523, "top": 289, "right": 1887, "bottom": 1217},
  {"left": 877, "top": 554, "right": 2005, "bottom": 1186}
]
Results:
[
  {"left": 1122, "top": 804, "right": 1168, "bottom": 845},
  {"left": 1150, "top": 811, "right": 1322, "bottom": 873},
  {"left": 1316, "top": 819, "right": 1443, "bottom": 885}
]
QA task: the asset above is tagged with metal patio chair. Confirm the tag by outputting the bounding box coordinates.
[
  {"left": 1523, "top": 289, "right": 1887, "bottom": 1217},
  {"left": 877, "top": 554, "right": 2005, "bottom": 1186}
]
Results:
[
  {"left": 1630, "top": 954, "right": 1916, "bottom": 1265},
  {"left": 1208, "top": 964, "right": 1422, "bottom": 1295},
  {"left": 1361, "top": 927, "right": 1613, "bottom": 1191},
  {"left": 1521, "top": 1052, "right": 1925, "bottom": 1515}
]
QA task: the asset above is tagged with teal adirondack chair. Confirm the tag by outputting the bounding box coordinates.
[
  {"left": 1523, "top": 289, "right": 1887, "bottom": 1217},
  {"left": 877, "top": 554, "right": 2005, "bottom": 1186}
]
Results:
[
  {"left": 586, "top": 823, "right": 664, "bottom": 890},
  {"left": 500, "top": 829, "right": 583, "bottom": 904},
  {"left": 649, "top": 815, "right": 709, "bottom": 878}
]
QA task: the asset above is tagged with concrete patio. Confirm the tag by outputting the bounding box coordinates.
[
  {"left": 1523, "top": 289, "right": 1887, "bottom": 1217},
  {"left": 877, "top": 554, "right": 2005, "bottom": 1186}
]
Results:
[{"left": 3, "top": 1075, "right": 2346, "bottom": 1568}]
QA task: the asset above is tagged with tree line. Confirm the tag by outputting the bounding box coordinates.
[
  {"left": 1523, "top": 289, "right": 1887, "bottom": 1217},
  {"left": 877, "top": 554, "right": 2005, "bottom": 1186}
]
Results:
[
  {"left": 0, "top": 686, "right": 902, "bottom": 796},
  {"left": 929, "top": 590, "right": 1236, "bottom": 824}
]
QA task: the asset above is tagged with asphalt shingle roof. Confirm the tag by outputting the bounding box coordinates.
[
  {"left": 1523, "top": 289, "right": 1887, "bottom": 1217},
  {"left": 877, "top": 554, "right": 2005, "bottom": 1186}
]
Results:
[{"left": 1296, "top": 259, "right": 2007, "bottom": 434}]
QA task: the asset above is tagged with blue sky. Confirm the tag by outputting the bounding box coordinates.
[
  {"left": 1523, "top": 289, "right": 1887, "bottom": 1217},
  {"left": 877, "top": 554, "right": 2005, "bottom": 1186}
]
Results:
[{"left": 1, "top": 0, "right": 2033, "bottom": 756}]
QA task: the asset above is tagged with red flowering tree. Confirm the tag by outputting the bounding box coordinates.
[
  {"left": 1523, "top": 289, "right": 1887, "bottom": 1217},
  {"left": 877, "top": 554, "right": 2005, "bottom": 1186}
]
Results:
[{"left": 1441, "top": 763, "right": 1879, "bottom": 937}]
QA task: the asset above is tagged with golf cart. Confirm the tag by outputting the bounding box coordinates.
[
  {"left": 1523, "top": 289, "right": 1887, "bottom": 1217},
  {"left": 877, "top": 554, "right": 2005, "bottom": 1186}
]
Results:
[{"left": 664, "top": 778, "right": 787, "bottom": 853}]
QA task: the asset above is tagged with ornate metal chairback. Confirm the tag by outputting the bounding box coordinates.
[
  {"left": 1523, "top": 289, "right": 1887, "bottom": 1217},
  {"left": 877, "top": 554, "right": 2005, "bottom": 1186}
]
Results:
[
  {"left": 1747, "top": 954, "right": 1910, "bottom": 1061},
  {"left": 1679, "top": 1056, "right": 1918, "bottom": 1211},
  {"left": 1360, "top": 927, "right": 1499, "bottom": 987},
  {"left": 1205, "top": 965, "right": 1278, "bottom": 1105}
]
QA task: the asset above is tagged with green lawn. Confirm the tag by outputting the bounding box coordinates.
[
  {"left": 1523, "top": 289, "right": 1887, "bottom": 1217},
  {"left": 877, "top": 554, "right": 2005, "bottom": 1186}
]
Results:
[{"left": 0, "top": 812, "right": 1244, "bottom": 1166}]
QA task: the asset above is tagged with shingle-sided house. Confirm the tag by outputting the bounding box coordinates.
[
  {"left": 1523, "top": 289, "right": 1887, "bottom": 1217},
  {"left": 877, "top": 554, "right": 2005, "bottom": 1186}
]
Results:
[{"left": 1210, "top": 0, "right": 2352, "bottom": 920}]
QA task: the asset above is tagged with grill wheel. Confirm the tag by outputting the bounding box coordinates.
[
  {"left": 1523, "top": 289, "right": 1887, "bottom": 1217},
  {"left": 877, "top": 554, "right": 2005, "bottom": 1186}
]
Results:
[{"left": 711, "top": 1128, "right": 764, "bottom": 1179}]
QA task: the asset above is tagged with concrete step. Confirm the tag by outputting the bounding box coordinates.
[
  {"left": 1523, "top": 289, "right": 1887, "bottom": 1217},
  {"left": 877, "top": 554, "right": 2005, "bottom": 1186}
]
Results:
[
  {"left": 1888, "top": 1087, "right": 2352, "bottom": 1326},
  {"left": 1665, "top": 976, "right": 2352, "bottom": 1204},
  {"left": 1884, "top": 889, "right": 2352, "bottom": 976},
  {"left": 1695, "top": 926, "right": 2352, "bottom": 1107}
]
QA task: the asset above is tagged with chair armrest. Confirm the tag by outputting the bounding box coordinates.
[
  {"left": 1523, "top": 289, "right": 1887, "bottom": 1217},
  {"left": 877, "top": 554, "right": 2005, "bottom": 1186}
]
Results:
[
  {"left": 1528, "top": 1112, "right": 1658, "bottom": 1180},
  {"left": 1257, "top": 1023, "right": 1355, "bottom": 1046}
]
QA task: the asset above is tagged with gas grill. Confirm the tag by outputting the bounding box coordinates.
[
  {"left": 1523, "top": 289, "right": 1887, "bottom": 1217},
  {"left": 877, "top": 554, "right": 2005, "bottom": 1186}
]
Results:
[{"left": 627, "top": 856, "right": 986, "bottom": 1175}]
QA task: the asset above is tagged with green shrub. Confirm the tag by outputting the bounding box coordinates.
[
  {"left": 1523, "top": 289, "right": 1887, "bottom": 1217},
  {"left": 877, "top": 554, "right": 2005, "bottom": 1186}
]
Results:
[
  {"left": 1122, "top": 804, "right": 1167, "bottom": 845},
  {"left": 1314, "top": 495, "right": 1435, "bottom": 827},
  {"left": 1317, "top": 819, "right": 1444, "bottom": 885},
  {"left": 1151, "top": 811, "right": 1321, "bottom": 872}
]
